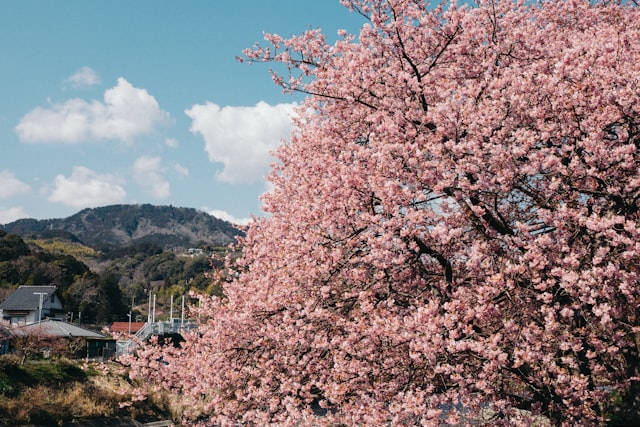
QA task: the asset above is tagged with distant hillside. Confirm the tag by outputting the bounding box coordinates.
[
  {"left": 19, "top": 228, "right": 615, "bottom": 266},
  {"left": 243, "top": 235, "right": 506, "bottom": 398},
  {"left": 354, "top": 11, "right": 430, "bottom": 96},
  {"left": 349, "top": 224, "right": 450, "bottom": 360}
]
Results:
[{"left": 1, "top": 204, "right": 244, "bottom": 251}]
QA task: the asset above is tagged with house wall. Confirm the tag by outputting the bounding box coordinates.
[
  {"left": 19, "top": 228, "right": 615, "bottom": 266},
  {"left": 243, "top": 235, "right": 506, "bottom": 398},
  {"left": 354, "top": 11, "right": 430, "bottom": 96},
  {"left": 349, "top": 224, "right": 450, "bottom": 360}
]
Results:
[
  {"left": 36, "top": 293, "right": 64, "bottom": 323},
  {"left": 0, "top": 292, "right": 65, "bottom": 325},
  {"left": 4, "top": 311, "right": 40, "bottom": 325},
  {"left": 42, "top": 293, "right": 63, "bottom": 315},
  {"left": 26, "top": 311, "right": 37, "bottom": 325}
]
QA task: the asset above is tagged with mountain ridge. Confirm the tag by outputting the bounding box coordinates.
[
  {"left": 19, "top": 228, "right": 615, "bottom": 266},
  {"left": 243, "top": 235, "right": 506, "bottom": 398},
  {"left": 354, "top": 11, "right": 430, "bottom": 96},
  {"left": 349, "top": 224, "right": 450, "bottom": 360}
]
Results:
[{"left": 0, "top": 204, "right": 244, "bottom": 250}]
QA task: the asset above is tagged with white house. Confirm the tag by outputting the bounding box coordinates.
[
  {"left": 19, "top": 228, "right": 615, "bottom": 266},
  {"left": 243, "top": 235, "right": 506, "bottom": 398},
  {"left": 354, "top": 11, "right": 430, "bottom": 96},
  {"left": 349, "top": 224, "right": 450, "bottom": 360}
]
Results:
[{"left": 0, "top": 285, "right": 64, "bottom": 325}]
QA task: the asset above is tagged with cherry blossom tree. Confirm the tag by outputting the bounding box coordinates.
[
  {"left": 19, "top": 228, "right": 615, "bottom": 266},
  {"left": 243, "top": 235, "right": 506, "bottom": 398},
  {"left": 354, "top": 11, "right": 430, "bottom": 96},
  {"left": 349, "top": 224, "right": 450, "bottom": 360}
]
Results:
[{"left": 127, "top": 0, "right": 640, "bottom": 425}]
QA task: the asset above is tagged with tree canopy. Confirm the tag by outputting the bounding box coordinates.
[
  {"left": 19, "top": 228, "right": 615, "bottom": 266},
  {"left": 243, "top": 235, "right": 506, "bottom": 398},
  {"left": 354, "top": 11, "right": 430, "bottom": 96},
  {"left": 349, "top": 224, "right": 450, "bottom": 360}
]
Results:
[{"left": 127, "top": 1, "right": 640, "bottom": 425}]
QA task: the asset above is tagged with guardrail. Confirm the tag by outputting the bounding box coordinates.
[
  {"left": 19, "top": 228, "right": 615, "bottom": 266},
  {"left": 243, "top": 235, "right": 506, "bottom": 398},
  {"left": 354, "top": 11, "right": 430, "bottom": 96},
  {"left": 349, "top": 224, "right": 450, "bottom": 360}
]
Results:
[{"left": 115, "top": 321, "right": 197, "bottom": 358}]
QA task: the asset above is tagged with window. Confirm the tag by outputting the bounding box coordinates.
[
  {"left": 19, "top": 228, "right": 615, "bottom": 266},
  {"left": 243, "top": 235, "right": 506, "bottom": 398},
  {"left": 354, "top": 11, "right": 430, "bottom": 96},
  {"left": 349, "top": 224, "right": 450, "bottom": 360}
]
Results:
[{"left": 10, "top": 316, "right": 26, "bottom": 326}]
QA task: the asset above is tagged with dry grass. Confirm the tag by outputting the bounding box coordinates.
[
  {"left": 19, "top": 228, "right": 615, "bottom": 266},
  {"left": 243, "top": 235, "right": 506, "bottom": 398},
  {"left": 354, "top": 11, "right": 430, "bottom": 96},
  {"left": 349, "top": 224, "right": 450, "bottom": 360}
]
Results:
[
  {"left": 0, "top": 359, "right": 175, "bottom": 426},
  {"left": 0, "top": 383, "right": 114, "bottom": 425}
]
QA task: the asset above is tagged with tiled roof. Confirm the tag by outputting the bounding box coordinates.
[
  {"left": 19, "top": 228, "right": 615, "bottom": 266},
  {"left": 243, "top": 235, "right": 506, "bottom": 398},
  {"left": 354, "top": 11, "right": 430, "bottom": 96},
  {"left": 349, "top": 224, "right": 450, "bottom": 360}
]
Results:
[
  {"left": 108, "top": 322, "right": 146, "bottom": 334},
  {"left": 14, "top": 319, "right": 104, "bottom": 338},
  {"left": 0, "top": 286, "right": 57, "bottom": 310}
]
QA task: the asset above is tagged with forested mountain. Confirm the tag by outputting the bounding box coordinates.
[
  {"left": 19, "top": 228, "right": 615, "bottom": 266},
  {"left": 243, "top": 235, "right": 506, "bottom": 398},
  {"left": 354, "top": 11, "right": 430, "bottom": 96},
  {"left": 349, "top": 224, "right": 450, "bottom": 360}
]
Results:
[
  {"left": 0, "top": 205, "right": 244, "bottom": 325},
  {"left": 1, "top": 204, "right": 243, "bottom": 251}
]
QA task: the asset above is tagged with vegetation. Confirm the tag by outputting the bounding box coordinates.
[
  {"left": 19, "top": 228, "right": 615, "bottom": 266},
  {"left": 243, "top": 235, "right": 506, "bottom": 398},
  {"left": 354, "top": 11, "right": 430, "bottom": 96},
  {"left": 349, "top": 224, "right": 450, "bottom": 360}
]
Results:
[
  {"left": 0, "top": 356, "right": 174, "bottom": 426},
  {"left": 28, "top": 238, "right": 97, "bottom": 258},
  {"left": 0, "top": 232, "right": 90, "bottom": 291},
  {"left": 0, "top": 231, "right": 30, "bottom": 262}
]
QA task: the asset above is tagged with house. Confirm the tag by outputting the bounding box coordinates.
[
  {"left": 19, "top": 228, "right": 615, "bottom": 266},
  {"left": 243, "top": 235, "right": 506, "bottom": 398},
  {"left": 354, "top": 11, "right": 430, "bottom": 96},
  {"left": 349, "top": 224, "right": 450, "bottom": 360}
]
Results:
[
  {"left": 0, "top": 285, "right": 64, "bottom": 326},
  {"left": 14, "top": 318, "right": 105, "bottom": 339},
  {"left": 107, "top": 321, "right": 146, "bottom": 335},
  {"left": 13, "top": 319, "right": 115, "bottom": 359},
  {"left": 187, "top": 247, "right": 204, "bottom": 256}
]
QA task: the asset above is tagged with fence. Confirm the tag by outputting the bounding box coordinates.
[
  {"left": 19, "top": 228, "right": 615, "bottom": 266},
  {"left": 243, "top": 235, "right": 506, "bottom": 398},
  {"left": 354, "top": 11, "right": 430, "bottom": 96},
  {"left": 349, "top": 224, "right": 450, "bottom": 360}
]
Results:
[{"left": 115, "top": 321, "right": 196, "bottom": 358}]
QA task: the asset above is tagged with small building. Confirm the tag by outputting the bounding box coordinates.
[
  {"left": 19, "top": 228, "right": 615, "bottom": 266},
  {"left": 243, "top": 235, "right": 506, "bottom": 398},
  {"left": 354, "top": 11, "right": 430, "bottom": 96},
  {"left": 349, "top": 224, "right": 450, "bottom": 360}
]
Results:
[
  {"left": 15, "top": 318, "right": 105, "bottom": 339},
  {"left": 14, "top": 319, "right": 115, "bottom": 359},
  {"left": 187, "top": 247, "right": 203, "bottom": 256},
  {"left": 107, "top": 321, "right": 146, "bottom": 335},
  {"left": 0, "top": 285, "right": 64, "bottom": 326}
]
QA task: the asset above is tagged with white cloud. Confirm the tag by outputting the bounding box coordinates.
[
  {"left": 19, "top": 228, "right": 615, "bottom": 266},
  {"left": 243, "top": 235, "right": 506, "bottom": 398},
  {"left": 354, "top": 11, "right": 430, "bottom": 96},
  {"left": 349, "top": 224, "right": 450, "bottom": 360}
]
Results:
[
  {"left": 64, "top": 66, "right": 101, "bottom": 88},
  {"left": 132, "top": 156, "right": 170, "bottom": 199},
  {"left": 16, "top": 77, "right": 170, "bottom": 144},
  {"left": 0, "top": 206, "right": 29, "bottom": 224},
  {"left": 207, "top": 209, "right": 252, "bottom": 226},
  {"left": 165, "top": 137, "right": 179, "bottom": 148},
  {"left": 174, "top": 163, "right": 189, "bottom": 177},
  {"left": 186, "top": 101, "right": 296, "bottom": 183},
  {"left": 48, "top": 166, "right": 126, "bottom": 208},
  {"left": 0, "top": 170, "right": 31, "bottom": 199}
]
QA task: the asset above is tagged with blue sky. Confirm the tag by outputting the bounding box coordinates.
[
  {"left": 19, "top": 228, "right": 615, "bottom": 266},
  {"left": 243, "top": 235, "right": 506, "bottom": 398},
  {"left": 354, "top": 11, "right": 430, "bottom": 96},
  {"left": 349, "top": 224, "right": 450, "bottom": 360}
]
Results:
[{"left": 0, "top": 1, "right": 365, "bottom": 225}]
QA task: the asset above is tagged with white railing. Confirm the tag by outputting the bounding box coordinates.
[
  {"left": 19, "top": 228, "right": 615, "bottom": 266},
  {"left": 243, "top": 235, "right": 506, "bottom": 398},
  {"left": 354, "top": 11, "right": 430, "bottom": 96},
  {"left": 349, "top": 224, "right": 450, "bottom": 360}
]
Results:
[{"left": 115, "top": 321, "right": 197, "bottom": 358}]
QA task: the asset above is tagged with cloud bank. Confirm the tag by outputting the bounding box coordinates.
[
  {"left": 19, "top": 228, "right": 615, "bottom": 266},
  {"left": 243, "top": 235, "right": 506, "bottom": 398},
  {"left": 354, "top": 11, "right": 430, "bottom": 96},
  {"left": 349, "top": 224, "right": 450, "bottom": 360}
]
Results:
[
  {"left": 186, "top": 101, "right": 296, "bottom": 183},
  {"left": 0, "top": 207, "right": 29, "bottom": 224},
  {"left": 207, "top": 209, "right": 252, "bottom": 226},
  {"left": 0, "top": 170, "right": 31, "bottom": 199},
  {"left": 16, "top": 78, "right": 170, "bottom": 144},
  {"left": 48, "top": 166, "right": 126, "bottom": 208}
]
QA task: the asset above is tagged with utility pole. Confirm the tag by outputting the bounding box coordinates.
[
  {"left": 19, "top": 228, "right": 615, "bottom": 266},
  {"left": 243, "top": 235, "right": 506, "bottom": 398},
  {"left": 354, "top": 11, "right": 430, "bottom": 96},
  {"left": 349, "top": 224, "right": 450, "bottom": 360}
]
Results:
[
  {"left": 181, "top": 295, "right": 185, "bottom": 327},
  {"left": 170, "top": 294, "right": 174, "bottom": 324},
  {"left": 33, "top": 292, "right": 48, "bottom": 325},
  {"left": 147, "top": 291, "right": 151, "bottom": 323}
]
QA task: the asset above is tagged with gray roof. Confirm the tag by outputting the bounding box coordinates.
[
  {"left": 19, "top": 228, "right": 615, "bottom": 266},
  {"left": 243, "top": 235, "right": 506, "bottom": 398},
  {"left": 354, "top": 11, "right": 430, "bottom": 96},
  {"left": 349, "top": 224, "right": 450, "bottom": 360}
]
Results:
[
  {"left": 0, "top": 286, "right": 57, "bottom": 310},
  {"left": 15, "top": 319, "right": 105, "bottom": 338}
]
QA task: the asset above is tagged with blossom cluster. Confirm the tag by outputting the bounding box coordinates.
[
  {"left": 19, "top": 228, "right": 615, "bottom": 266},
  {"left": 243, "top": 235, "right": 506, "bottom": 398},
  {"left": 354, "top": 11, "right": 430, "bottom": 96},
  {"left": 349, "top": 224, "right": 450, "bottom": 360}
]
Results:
[{"left": 128, "top": 1, "right": 640, "bottom": 425}]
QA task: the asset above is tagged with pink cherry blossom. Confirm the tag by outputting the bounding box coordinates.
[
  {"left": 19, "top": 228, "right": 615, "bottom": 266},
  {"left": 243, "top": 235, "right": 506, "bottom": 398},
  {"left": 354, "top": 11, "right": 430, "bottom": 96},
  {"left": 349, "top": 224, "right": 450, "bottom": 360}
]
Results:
[{"left": 126, "top": 1, "right": 640, "bottom": 425}]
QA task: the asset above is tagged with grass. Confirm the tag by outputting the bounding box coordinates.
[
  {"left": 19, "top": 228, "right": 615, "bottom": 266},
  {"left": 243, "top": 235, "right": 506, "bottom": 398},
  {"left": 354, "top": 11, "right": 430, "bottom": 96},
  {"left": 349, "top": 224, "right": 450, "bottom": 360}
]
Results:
[{"left": 0, "top": 355, "right": 174, "bottom": 426}]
